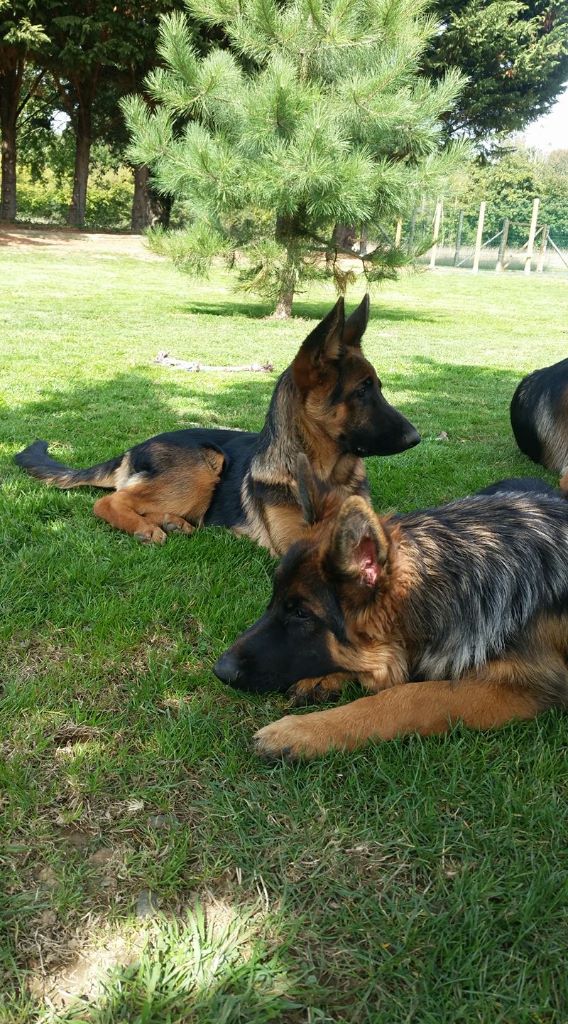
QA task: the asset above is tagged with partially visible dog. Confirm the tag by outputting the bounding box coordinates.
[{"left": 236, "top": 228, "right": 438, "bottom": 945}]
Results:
[
  {"left": 214, "top": 458, "right": 568, "bottom": 759},
  {"left": 15, "top": 296, "right": 419, "bottom": 553},
  {"left": 477, "top": 477, "right": 564, "bottom": 498},
  {"left": 510, "top": 358, "right": 568, "bottom": 493}
]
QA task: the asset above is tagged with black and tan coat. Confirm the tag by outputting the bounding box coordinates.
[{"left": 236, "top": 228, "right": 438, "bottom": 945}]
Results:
[
  {"left": 215, "top": 461, "right": 568, "bottom": 758},
  {"left": 15, "top": 297, "right": 419, "bottom": 554}
]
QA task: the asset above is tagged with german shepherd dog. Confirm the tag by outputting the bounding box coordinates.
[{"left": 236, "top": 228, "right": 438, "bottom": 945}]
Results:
[
  {"left": 510, "top": 357, "right": 568, "bottom": 493},
  {"left": 15, "top": 297, "right": 419, "bottom": 554},
  {"left": 214, "top": 459, "right": 568, "bottom": 758}
]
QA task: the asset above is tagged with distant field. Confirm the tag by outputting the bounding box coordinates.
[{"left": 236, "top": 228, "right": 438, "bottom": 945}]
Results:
[{"left": 1, "top": 234, "right": 567, "bottom": 1023}]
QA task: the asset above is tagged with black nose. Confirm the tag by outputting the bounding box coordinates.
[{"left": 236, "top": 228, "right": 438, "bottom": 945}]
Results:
[
  {"left": 404, "top": 427, "right": 420, "bottom": 449},
  {"left": 213, "top": 650, "right": 241, "bottom": 685}
]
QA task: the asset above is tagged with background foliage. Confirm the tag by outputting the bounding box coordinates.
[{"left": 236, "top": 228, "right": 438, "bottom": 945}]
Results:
[{"left": 454, "top": 145, "right": 568, "bottom": 246}]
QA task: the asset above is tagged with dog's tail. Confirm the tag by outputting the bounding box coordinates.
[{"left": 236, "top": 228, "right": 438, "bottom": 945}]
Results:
[{"left": 14, "top": 440, "right": 123, "bottom": 489}]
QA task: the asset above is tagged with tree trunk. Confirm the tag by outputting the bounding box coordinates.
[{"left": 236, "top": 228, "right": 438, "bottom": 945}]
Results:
[
  {"left": 149, "top": 186, "right": 173, "bottom": 228},
  {"left": 68, "top": 96, "right": 92, "bottom": 228},
  {"left": 326, "top": 222, "right": 357, "bottom": 266},
  {"left": 0, "top": 65, "right": 21, "bottom": 222},
  {"left": 0, "top": 116, "right": 17, "bottom": 222},
  {"left": 131, "top": 164, "right": 152, "bottom": 232},
  {"left": 272, "top": 283, "right": 294, "bottom": 319},
  {"left": 132, "top": 167, "right": 173, "bottom": 230},
  {"left": 272, "top": 214, "right": 298, "bottom": 318},
  {"left": 334, "top": 223, "right": 357, "bottom": 249}
]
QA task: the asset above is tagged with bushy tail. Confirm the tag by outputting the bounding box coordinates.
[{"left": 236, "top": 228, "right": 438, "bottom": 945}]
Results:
[{"left": 14, "top": 440, "right": 122, "bottom": 490}]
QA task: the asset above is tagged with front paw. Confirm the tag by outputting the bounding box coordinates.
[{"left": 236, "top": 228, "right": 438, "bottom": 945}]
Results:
[
  {"left": 287, "top": 674, "right": 345, "bottom": 708},
  {"left": 254, "top": 713, "right": 334, "bottom": 760}
]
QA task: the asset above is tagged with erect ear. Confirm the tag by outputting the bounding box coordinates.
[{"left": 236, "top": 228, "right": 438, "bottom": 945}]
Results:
[
  {"left": 342, "top": 293, "right": 370, "bottom": 349},
  {"left": 292, "top": 298, "right": 345, "bottom": 392},
  {"left": 331, "top": 496, "right": 389, "bottom": 587},
  {"left": 295, "top": 453, "right": 328, "bottom": 526}
]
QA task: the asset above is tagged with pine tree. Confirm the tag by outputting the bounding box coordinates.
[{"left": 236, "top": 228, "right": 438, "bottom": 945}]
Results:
[{"left": 123, "top": 0, "right": 466, "bottom": 316}]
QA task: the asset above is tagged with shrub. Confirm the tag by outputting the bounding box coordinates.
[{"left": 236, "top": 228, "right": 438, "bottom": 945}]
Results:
[{"left": 16, "top": 164, "right": 134, "bottom": 230}]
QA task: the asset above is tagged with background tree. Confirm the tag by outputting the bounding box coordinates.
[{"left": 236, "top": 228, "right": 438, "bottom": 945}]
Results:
[
  {"left": 124, "top": 0, "right": 466, "bottom": 316},
  {"left": 0, "top": 1, "right": 49, "bottom": 220},
  {"left": 45, "top": 0, "right": 188, "bottom": 228},
  {"left": 424, "top": 1, "right": 568, "bottom": 148},
  {"left": 448, "top": 144, "right": 568, "bottom": 246}
]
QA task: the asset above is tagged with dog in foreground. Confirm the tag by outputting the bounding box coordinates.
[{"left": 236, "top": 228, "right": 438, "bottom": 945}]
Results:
[
  {"left": 15, "top": 296, "right": 419, "bottom": 555},
  {"left": 215, "top": 459, "right": 568, "bottom": 759}
]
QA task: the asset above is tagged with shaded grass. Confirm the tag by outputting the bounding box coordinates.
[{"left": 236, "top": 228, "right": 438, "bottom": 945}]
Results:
[{"left": 1, "top": 244, "right": 567, "bottom": 1023}]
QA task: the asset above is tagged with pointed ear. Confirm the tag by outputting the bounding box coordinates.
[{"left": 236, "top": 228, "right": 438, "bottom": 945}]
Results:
[
  {"left": 292, "top": 298, "right": 345, "bottom": 392},
  {"left": 331, "top": 496, "right": 389, "bottom": 587},
  {"left": 295, "top": 453, "right": 327, "bottom": 525},
  {"left": 342, "top": 293, "right": 370, "bottom": 349}
]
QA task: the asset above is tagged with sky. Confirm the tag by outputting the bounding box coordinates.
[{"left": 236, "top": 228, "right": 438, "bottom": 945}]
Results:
[{"left": 521, "top": 86, "right": 568, "bottom": 152}]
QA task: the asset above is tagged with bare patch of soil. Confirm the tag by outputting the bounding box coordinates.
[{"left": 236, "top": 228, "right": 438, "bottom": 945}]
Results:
[{"left": 0, "top": 225, "right": 163, "bottom": 261}]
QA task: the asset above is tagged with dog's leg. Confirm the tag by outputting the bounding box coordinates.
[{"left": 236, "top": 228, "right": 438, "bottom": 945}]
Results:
[
  {"left": 93, "top": 492, "right": 167, "bottom": 544},
  {"left": 288, "top": 673, "right": 351, "bottom": 707},
  {"left": 93, "top": 448, "right": 225, "bottom": 543},
  {"left": 254, "top": 669, "right": 545, "bottom": 760},
  {"left": 288, "top": 647, "right": 407, "bottom": 707}
]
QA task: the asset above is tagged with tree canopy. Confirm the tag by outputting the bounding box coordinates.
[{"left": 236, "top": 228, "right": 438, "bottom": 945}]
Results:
[
  {"left": 424, "top": 1, "right": 568, "bottom": 146},
  {"left": 124, "top": 0, "right": 466, "bottom": 314}
]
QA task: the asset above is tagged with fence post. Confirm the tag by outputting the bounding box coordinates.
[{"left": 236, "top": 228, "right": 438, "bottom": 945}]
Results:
[
  {"left": 495, "top": 217, "right": 509, "bottom": 273},
  {"left": 453, "top": 210, "right": 464, "bottom": 267},
  {"left": 394, "top": 218, "right": 402, "bottom": 248},
  {"left": 524, "top": 197, "right": 540, "bottom": 274},
  {"left": 472, "top": 201, "right": 486, "bottom": 274},
  {"left": 536, "top": 224, "right": 549, "bottom": 273},
  {"left": 429, "top": 199, "right": 443, "bottom": 270}
]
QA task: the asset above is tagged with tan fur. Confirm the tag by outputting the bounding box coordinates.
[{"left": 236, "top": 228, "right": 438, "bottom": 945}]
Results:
[
  {"left": 20, "top": 297, "right": 418, "bottom": 557},
  {"left": 288, "top": 672, "right": 352, "bottom": 706},
  {"left": 253, "top": 498, "right": 568, "bottom": 759},
  {"left": 93, "top": 452, "right": 224, "bottom": 544},
  {"left": 254, "top": 674, "right": 540, "bottom": 760}
]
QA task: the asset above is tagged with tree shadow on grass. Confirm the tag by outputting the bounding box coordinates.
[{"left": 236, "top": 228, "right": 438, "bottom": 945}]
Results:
[
  {"left": 1, "top": 355, "right": 523, "bottom": 452},
  {"left": 183, "top": 295, "right": 443, "bottom": 324},
  {"left": 1, "top": 356, "right": 540, "bottom": 512}
]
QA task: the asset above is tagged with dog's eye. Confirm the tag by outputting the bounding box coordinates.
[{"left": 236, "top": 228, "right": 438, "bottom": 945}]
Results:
[
  {"left": 284, "top": 600, "right": 309, "bottom": 619},
  {"left": 356, "top": 377, "right": 373, "bottom": 397}
]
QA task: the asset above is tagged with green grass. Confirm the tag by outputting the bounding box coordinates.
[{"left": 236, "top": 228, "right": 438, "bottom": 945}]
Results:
[{"left": 1, "top": 242, "right": 567, "bottom": 1023}]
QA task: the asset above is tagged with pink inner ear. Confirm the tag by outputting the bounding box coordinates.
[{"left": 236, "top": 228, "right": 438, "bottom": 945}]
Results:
[{"left": 357, "top": 536, "right": 379, "bottom": 586}]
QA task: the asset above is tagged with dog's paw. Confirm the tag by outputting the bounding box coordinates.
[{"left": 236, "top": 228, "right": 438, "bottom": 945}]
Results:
[
  {"left": 135, "top": 526, "right": 167, "bottom": 544},
  {"left": 162, "top": 515, "right": 195, "bottom": 535},
  {"left": 288, "top": 674, "right": 345, "bottom": 707},
  {"left": 253, "top": 714, "right": 335, "bottom": 760}
]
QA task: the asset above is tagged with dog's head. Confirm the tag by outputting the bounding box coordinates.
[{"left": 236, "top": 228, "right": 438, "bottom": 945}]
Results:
[
  {"left": 214, "top": 457, "right": 396, "bottom": 693},
  {"left": 291, "top": 295, "right": 420, "bottom": 457}
]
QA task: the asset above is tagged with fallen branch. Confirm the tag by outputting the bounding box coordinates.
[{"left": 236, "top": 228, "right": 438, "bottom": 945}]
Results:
[{"left": 155, "top": 352, "right": 274, "bottom": 373}]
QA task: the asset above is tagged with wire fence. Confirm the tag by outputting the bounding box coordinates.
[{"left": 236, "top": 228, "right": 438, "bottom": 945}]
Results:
[{"left": 395, "top": 198, "right": 568, "bottom": 275}]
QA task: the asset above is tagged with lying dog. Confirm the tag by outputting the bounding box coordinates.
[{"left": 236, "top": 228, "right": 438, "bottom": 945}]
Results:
[
  {"left": 510, "top": 357, "right": 568, "bottom": 493},
  {"left": 15, "top": 296, "right": 419, "bottom": 553},
  {"left": 215, "top": 459, "right": 568, "bottom": 758}
]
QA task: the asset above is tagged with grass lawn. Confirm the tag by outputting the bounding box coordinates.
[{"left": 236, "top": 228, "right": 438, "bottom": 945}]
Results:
[{"left": 1, "top": 238, "right": 567, "bottom": 1023}]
